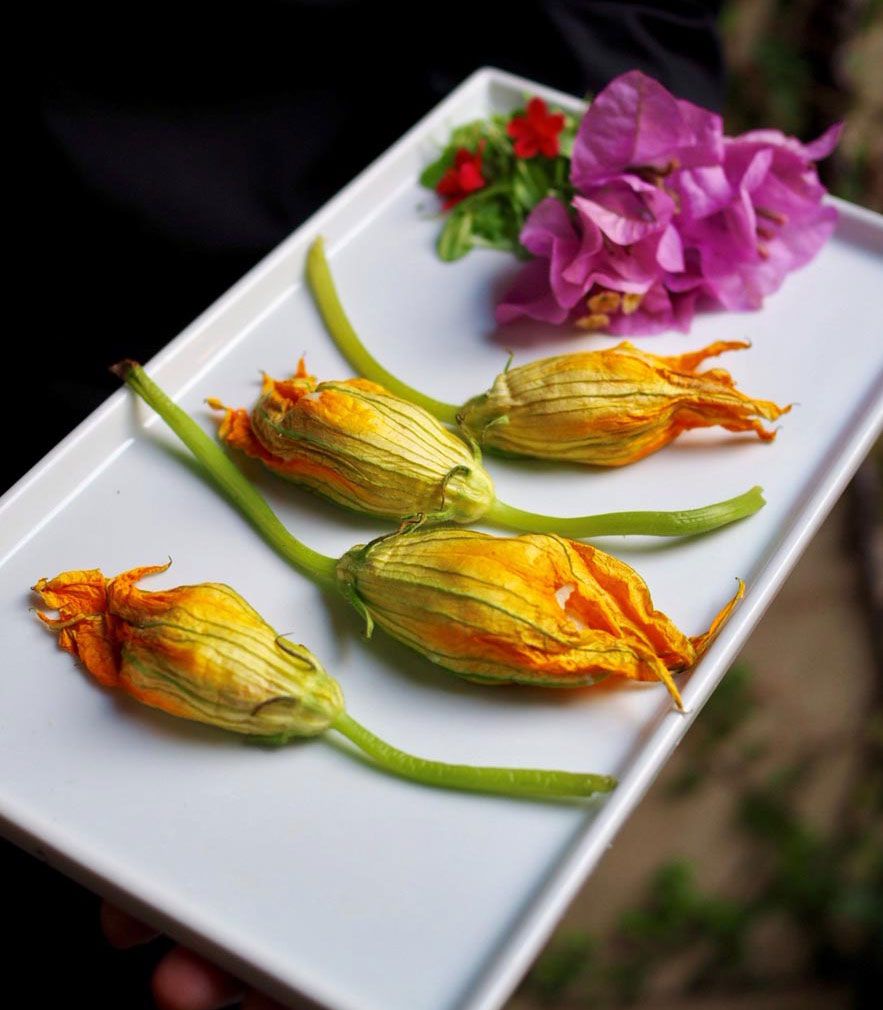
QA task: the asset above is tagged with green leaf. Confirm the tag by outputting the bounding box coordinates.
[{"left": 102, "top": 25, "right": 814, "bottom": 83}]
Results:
[
  {"left": 449, "top": 121, "right": 486, "bottom": 149},
  {"left": 419, "top": 150, "right": 454, "bottom": 190},
  {"left": 437, "top": 207, "right": 474, "bottom": 261},
  {"left": 526, "top": 931, "right": 594, "bottom": 1002},
  {"left": 471, "top": 198, "right": 507, "bottom": 242},
  {"left": 512, "top": 158, "right": 550, "bottom": 209}
]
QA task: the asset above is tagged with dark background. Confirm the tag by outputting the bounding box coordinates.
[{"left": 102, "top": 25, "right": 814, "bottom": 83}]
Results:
[
  {"left": 24, "top": 0, "right": 725, "bottom": 491},
  {"left": 17, "top": 3, "right": 730, "bottom": 1006}
]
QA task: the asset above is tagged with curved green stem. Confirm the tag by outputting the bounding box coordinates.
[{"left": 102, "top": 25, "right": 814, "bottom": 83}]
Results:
[
  {"left": 113, "top": 362, "right": 339, "bottom": 591},
  {"left": 306, "top": 237, "right": 461, "bottom": 425},
  {"left": 331, "top": 711, "right": 616, "bottom": 799},
  {"left": 486, "top": 486, "right": 765, "bottom": 538}
]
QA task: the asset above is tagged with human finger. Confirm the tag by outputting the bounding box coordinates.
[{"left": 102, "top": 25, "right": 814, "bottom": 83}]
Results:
[
  {"left": 99, "top": 899, "right": 160, "bottom": 949},
  {"left": 152, "top": 944, "right": 244, "bottom": 1010}
]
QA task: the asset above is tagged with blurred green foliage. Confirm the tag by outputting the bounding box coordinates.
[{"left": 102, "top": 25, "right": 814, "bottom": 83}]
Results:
[
  {"left": 518, "top": 662, "right": 883, "bottom": 1007},
  {"left": 721, "top": 0, "right": 882, "bottom": 211}
]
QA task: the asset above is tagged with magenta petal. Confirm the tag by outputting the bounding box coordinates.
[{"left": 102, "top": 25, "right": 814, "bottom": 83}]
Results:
[
  {"left": 519, "top": 197, "right": 578, "bottom": 257},
  {"left": 801, "top": 122, "right": 844, "bottom": 161},
  {"left": 656, "top": 224, "right": 684, "bottom": 272},
  {"left": 496, "top": 258, "right": 572, "bottom": 325},
  {"left": 572, "top": 180, "right": 673, "bottom": 245},
  {"left": 550, "top": 241, "right": 595, "bottom": 308},
  {"left": 572, "top": 71, "right": 683, "bottom": 183},
  {"left": 571, "top": 227, "right": 661, "bottom": 294},
  {"left": 738, "top": 146, "right": 775, "bottom": 193},
  {"left": 517, "top": 198, "right": 599, "bottom": 309},
  {"left": 560, "top": 214, "right": 604, "bottom": 286},
  {"left": 571, "top": 70, "right": 723, "bottom": 189},
  {"left": 687, "top": 195, "right": 833, "bottom": 311},
  {"left": 674, "top": 98, "right": 725, "bottom": 167},
  {"left": 749, "top": 160, "right": 829, "bottom": 221},
  {"left": 732, "top": 122, "right": 843, "bottom": 163},
  {"left": 750, "top": 203, "right": 839, "bottom": 295},
  {"left": 673, "top": 165, "right": 733, "bottom": 220}
]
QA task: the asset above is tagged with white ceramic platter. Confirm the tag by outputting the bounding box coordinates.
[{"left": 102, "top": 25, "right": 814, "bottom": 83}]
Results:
[{"left": 3, "top": 68, "right": 882, "bottom": 1010}]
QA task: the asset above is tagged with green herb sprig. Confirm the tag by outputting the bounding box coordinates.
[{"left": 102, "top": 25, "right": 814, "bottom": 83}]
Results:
[{"left": 420, "top": 104, "right": 578, "bottom": 261}]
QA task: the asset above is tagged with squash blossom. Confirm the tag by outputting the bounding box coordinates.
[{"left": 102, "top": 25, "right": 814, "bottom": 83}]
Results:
[
  {"left": 33, "top": 563, "right": 343, "bottom": 737},
  {"left": 337, "top": 526, "right": 742, "bottom": 708},
  {"left": 208, "top": 359, "right": 495, "bottom": 524},
  {"left": 112, "top": 362, "right": 743, "bottom": 712},
  {"left": 457, "top": 341, "right": 790, "bottom": 466},
  {"left": 211, "top": 362, "right": 767, "bottom": 539},
  {"left": 305, "top": 236, "right": 790, "bottom": 466},
  {"left": 33, "top": 564, "right": 616, "bottom": 799}
]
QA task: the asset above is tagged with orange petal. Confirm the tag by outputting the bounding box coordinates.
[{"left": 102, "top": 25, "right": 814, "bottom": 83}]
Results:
[
  {"left": 649, "top": 339, "right": 752, "bottom": 373},
  {"left": 33, "top": 569, "right": 120, "bottom": 686},
  {"left": 690, "top": 579, "right": 745, "bottom": 656}
]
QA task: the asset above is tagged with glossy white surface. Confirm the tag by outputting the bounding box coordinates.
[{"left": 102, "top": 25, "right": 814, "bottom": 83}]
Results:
[{"left": 2, "top": 68, "right": 882, "bottom": 1010}]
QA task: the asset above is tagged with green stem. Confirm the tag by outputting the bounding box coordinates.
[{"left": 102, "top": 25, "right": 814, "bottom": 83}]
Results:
[
  {"left": 486, "top": 486, "right": 766, "bottom": 538},
  {"left": 447, "top": 180, "right": 510, "bottom": 210},
  {"left": 331, "top": 711, "right": 616, "bottom": 799},
  {"left": 113, "top": 362, "right": 339, "bottom": 591},
  {"left": 306, "top": 237, "right": 461, "bottom": 425}
]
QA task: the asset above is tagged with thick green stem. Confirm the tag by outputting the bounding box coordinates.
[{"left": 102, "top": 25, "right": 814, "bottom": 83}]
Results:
[
  {"left": 331, "top": 711, "right": 616, "bottom": 799},
  {"left": 113, "top": 362, "right": 339, "bottom": 591},
  {"left": 306, "top": 237, "right": 461, "bottom": 425},
  {"left": 486, "top": 486, "right": 766, "bottom": 538}
]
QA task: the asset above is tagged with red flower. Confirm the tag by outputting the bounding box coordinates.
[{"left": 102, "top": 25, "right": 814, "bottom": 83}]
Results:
[
  {"left": 507, "top": 97, "right": 566, "bottom": 158},
  {"left": 436, "top": 144, "right": 486, "bottom": 209}
]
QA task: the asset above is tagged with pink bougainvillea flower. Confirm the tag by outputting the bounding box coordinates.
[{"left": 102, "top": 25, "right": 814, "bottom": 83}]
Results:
[
  {"left": 570, "top": 70, "right": 723, "bottom": 190},
  {"left": 496, "top": 69, "right": 841, "bottom": 335},
  {"left": 497, "top": 196, "right": 689, "bottom": 332},
  {"left": 507, "top": 97, "right": 566, "bottom": 158},
  {"left": 435, "top": 143, "right": 486, "bottom": 209},
  {"left": 673, "top": 123, "right": 843, "bottom": 311}
]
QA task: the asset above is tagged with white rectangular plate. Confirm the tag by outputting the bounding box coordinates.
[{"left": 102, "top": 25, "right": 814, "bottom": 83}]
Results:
[{"left": 3, "top": 68, "right": 882, "bottom": 1010}]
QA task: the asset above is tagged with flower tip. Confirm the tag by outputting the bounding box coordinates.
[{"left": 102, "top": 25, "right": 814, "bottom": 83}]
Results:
[{"left": 109, "top": 359, "right": 141, "bottom": 382}]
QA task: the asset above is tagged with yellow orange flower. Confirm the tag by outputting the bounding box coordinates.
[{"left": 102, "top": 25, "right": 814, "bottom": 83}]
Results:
[
  {"left": 337, "top": 526, "right": 743, "bottom": 708},
  {"left": 458, "top": 341, "right": 790, "bottom": 466},
  {"left": 33, "top": 564, "right": 344, "bottom": 738},
  {"left": 209, "top": 360, "right": 495, "bottom": 523}
]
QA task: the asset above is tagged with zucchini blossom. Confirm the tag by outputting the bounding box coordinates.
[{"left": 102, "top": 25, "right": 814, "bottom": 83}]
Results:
[
  {"left": 34, "top": 563, "right": 343, "bottom": 738},
  {"left": 338, "top": 525, "right": 742, "bottom": 708},
  {"left": 33, "top": 564, "right": 616, "bottom": 799},
  {"left": 210, "top": 361, "right": 494, "bottom": 524},
  {"left": 458, "top": 341, "right": 790, "bottom": 466}
]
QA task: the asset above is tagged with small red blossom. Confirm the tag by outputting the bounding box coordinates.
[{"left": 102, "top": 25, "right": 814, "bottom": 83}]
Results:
[
  {"left": 507, "top": 97, "right": 566, "bottom": 158},
  {"left": 436, "top": 144, "right": 486, "bottom": 209}
]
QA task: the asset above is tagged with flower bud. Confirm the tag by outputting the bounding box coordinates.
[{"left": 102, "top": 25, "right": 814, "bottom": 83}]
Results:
[
  {"left": 211, "top": 361, "right": 495, "bottom": 523},
  {"left": 33, "top": 564, "right": 344, "bottom": 739},
  {"left": 337, "top": 526, "right": 742, "bottom": 708},
  {"left": 458, "top": 341, "right": 789, "bottom": 466}
]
